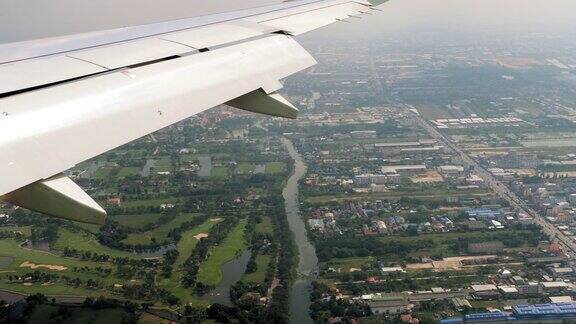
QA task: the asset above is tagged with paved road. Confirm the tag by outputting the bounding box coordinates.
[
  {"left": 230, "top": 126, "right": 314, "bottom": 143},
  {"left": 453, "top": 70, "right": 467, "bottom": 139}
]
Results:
[{"left": 404, "top": 105, "right": 576, "bottom": 258}]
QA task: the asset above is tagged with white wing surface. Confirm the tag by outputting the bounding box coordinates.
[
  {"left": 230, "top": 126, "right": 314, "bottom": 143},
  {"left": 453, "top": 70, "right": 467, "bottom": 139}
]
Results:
[{"left": 0, "top": 0, "right": 386, "bottom": 224}]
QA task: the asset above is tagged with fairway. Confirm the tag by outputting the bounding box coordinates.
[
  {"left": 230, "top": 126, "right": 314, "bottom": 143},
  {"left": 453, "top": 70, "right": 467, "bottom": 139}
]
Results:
[
  {"left": 236, "top": 163, "right": 256, "bottom": 174},
  {"left": 255, "top": 216, "right": 273, "bottom": 235},
  {"left": 117, "top": 166, "right": 140, "bottom": 177},
  {"left": 110, "top": 213, "right": 163, "bottom": 229},
  {"left": 53, "top": 228, "right": 137, "bottom": 259},
  {"left": 122, "top": 213, "right": 201, "bottom": 245},
  {"left": 242, "top": 255, "right": 271, "bottom": 283},
  {"left": 0, "top": 240, "right": 109, "bottom": 271},
  {"left": 210, "top": 166, "right": 229, "bottom": 178},
  {"left": 197, "top": 219, "right": 247, "bottom": 285},
  {"left": 159, "top": 219, "right": 220, "bottom": 303},
  {"left": 265, "top": 162, "right": 285, "bottom": 174}
]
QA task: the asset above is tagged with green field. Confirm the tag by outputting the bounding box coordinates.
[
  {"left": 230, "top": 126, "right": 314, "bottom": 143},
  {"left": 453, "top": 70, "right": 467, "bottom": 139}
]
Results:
[
  {"left": 197, "top": 219, "right": 247, "bottom": 285},
  {"left": 117, "top": 167, "right": 141, "bottom": 177},
  {"left": 0, "top": 240, "right": 108, "bottom": 272},
  {"left": 0, "top": 239, "right": 120, "bottom": 295},
  {"left": 255, "top": 216, "right": 273, "bottom": 235},
  {"left": 159, "top": 219, "right": 220, "bottom": 303},
  {"left": 210, "top": 166, "right": 229, "bottom": 179},
  {"left": 122, "top": 213, "right": 201, "bottom": 245},
  {"left": 53, "top": 228, "right": 137, "bottom": 259},
  {"left": 152, "top": 156, "right": 172, "bottom": 173},
  {"left": 242, "top": 255, "right": 271, "bottom": 283},
  {"left": 93, "top": 166, "right": 115, "bottom": 180},
  {"left": 237, "top": 163, "right": 256, "bottom": 174},
  {"left": 265, "top": 162, "right": 285, "bottom": 174},
  {"left": 110, "top": 214, "right": 163, "bottom": 229}
]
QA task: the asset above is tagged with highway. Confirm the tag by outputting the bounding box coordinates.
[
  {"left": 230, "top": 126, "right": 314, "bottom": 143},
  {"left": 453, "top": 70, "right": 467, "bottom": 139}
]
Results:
[{"left": 405, "top": 105, "right": 576, "bottom": 258}]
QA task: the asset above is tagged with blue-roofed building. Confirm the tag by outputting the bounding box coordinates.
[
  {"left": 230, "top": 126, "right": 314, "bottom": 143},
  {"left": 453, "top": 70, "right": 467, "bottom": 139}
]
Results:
[
  {"left": 464, "top": 312, "right": 509, "bottom": 323},
  {"left": 440, "top": 318, "right": 463, "bottom": 324},
  {"left": 513, "top": 302, "right": 576, "bottom": 320},
  {"left": 441, "top": 303, "right": 576, "bottom": 323}
]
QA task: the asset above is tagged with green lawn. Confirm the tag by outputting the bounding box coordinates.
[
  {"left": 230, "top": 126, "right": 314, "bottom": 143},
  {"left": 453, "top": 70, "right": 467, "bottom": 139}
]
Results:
[
  {"left": 93, "top": 166, "right": 115, "bottom": 180},
  {"left": 159, "top": 220, "right": 220, "bottom": 303},
  {"left": 117, "top": 167, "right": 141, "bottom": 177},
  {"left": 53, "top": 228, "right": 137, "bottom": 259},
  {"left": 197, "top": 219, "right": 247, "bottom": 285},
  {"left": 0, "top": 240, "right": 108, "bottom": 272},
  {"left": 153, "top": 156, "right": 172, "bottom": 173},
  {"left": 237, "top": 163, "right": 256, "bottom": 174},
  {"left": 242, "top": 255, "right": 271, "bottom": 283},
  {"left": 265, "top": 162, "right": 285, "bottom": 174},
  {"left": 110, "top": 214, "right": 163, "bottom": 230},
  {"left": 210, "top": 166, "right": 229, "bottom": 179},
  {"left": 122, "top": 213, "right": 201, "bottom": 245},
  {"left": 255, "top": 216, "right": 273, "bottom": 235}
]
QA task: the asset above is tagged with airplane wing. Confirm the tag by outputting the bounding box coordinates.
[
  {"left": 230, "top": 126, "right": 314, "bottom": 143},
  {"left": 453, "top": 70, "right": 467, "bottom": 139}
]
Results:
[{"left": 0, "top": 0, "right": 386, "bottom": 224}]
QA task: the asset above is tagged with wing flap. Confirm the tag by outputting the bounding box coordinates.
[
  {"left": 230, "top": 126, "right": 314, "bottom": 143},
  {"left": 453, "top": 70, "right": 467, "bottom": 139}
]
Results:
[
  {"left": 1, "top": 174, "right": 106, "bottom": 225},
  {"left": 227, "top": 89, "right": 298, "bottom": 119}
]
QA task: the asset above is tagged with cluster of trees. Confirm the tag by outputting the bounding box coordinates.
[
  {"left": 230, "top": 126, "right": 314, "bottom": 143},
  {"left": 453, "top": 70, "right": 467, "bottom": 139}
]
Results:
[
  {"left": 162, "top": 249, "right": 179, "bottom": 278},
  {"left": 122, "top": 272, "right": 179, "bottom": 305},
  {"left": 0, "top": 229, "right": 26, "bottom": 240},
  {"left": 266, "top": 202, "right": 298, "bottom": 324},
  {"left": 309, "top": 282, "right": 372, "bottom": 323},
  {"left": 61, "top": 247, "right": 159, "bottom": 269},
  {"left": 243, "top": 214, "right": 274, "bottom": 278},
  {"left": 5, "top": 271, "right": 105, "bottom": 290},
  {"left": 0, "top": 294, "right": 139, "bottom": 323},
  {"left": 315, "top": 236, "right": 434, "bottom": 262}
]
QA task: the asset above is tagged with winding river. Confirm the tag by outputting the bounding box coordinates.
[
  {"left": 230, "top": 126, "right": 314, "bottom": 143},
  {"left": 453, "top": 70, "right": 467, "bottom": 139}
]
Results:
[{"left": 281, "top": 138, "right": 319, "bottom": 324}]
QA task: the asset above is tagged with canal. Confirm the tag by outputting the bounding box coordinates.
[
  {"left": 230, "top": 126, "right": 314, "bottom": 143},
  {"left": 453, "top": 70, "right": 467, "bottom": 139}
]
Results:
[{"left": 281, "top": 138, "right": 319, "bottom": 324}]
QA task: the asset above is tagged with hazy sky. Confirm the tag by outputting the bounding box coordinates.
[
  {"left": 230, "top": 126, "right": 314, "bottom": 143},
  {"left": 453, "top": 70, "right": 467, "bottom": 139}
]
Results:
[{"left": 1, "top": 0, "right": 576, "bottom": 44}]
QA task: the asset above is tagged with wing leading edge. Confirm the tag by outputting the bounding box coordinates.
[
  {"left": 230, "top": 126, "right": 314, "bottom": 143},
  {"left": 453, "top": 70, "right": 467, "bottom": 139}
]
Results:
[{"left": 0, "top": 0, "right": 387, "bottom": 224}]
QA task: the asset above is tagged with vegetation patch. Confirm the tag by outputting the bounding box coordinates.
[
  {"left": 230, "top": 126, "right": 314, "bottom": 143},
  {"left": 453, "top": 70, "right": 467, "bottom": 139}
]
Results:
[{"left": 197, "top": 219, "right": 247, "bottom": 286}]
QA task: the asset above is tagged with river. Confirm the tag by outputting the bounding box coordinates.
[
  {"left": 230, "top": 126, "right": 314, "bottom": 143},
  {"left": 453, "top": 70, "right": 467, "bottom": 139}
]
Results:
[{"left": 281, "top": 138, "right": 319, "bottom": 324}]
